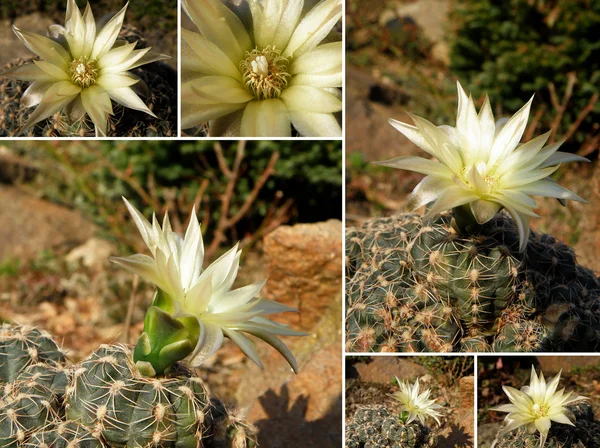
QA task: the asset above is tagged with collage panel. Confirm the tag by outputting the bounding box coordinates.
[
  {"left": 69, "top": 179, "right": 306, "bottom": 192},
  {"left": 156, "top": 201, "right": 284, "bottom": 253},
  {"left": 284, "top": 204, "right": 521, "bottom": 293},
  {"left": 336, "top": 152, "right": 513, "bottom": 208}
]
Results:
[
  {"left": 0, "top": 139, "right": 342, "bottom": 447},
  {"left": 180, "top": 0, "right": 343, "bottom": 137},
  {"left": 478, "top": 355, "right": 600, "bottom": 448},
  {"left": 345, "top": 0, "right": 600, "bottom": 356},
  {"left": 0, "top": 0, "right": 177, "bottom": 137},
  {"left": 345, "top": 355, "right": 474, "bottom": 447}
]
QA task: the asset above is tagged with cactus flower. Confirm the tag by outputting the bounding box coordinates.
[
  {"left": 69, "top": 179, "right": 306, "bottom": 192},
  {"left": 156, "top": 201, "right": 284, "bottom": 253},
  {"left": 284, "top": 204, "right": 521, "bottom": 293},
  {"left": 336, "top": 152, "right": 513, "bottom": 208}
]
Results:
[
  {"left": 492, "top": 366, "right": 588, "bottom": 448},
  {"left": 110, "top": 198, "right": 304, "bottom": 374},
  {"left": 389, "top": 377, "right": 443, "bottom": 425},
  {"left": 181, "top": 0, "right": 342, "bottom": 137},
  {"left": 1, "top": 0, "right": 169, "bottom": 136},
  {"left": 375, "top": 81, "right": 589, "bottom": 251}
]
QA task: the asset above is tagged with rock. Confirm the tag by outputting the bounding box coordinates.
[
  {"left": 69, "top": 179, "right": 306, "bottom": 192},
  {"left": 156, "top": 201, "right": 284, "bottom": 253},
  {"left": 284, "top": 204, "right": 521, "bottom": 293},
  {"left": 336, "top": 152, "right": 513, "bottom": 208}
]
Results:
[
  {"left": 0, "top": 186, "right": 97, "bottom": 262},
  {"left": 431, "top": 41, "right": 450, "bottom": 65},
  {"left": 245, "top": 343, "right": 342, "bottom": 448},
  {"left": 459, "top": 376, "right": 475, "bottom": 437},
  {"left": 477, "top": 422, "right": 502, "bottom": 448},
  {"left": 262, "top": 219, "right": 342, "bottom": 331},
  {"left": 395, "top": 0, "right": 450, "bottom": 44},
  {"left": 354, "top": 357, "right": 428, "bottom": 384},
  {"left": 66, "top": 238, "right": 116, "bottom": 268}
]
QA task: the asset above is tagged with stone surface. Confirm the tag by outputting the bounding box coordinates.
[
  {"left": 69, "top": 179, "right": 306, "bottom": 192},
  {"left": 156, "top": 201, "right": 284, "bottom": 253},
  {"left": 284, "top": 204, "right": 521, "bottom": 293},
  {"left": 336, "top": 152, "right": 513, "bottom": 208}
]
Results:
[
  {"left": 0, "top": 14, "right": 54, "bottom": 67},
  {"left": 354, "top": 357, "right": 428, "bottom": 384},
  {"left": 245, "top": 343, "right": 342, "bottom": 448},
  {"left": 395, "top": 0, "right": 450, "bottom": 44},
  {"left": 0, "top": 186, "right": 97, "bottom": 261},
  {"left": 66, "top": 238, "right": 117, "bottom": 268},
  {"left": 537, "top": 356, "right": 600, "bottom": 373},
  {"left": 262, "top": 219, "right": 342, "bottom": 331}
]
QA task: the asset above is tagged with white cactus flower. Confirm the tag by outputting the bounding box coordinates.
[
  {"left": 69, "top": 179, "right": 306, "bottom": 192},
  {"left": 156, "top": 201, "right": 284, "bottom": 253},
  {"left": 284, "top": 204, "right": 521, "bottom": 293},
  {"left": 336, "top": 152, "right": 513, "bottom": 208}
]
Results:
[
  {"left": 181, "top": 0, "right": 343, "bottom": 137},
  {"left": 375, "top": 81, "right": 589, "bottom": 252},
  {"left": 110, "top": 198, "right": 305, "bottom": 372},
  {"left": 1, "top": 0, "right": 169, "bottom": 136},
  {"left": 389, "top": 377, "right": 443, "bottom": 425},
  {"left": 492, "top": 366, "right": 588, "bottom": 448}
]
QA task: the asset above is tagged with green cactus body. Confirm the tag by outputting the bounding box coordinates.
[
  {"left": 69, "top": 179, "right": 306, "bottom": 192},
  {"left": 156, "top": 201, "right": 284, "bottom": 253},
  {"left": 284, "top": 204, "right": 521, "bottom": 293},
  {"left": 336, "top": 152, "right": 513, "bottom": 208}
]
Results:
[
  {"left": 345, "top": 406, "right": 437, "bottom": 448},
  {"left": 25, "top": 420, "right": 105, "bottom": 448},
  {"left": 494, "top": 403, "right": 600, "bottom": 448},
  {"left": 346, "top": 212, "right": 600, "bottom": 352},
  {"left": 0, "top": 324, "right": 66, "bottom": 385},
  {"left": 65, "top": 344, "right": 255, "bottom": 448}
]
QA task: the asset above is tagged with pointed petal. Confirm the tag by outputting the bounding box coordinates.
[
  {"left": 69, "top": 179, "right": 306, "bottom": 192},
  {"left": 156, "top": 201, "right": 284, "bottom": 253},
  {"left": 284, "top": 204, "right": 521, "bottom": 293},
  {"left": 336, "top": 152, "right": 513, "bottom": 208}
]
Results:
[
  {"left": 81, "top": 85, "right": 112, "bottom": 137},
  {"left": 91, "top": 2, "right": 128, "bottom": 60},
  {"left": 283, "top": 0, "right": 342, "bottom": 58},
  {"left": 290, "top": 42, "right": 342, "bottom": 75},
  {"left": 405, "top": 176, "right": 453, "bottom": 211},
  {"left": 187, "top": 321, "right": 224, "bottom": 367},
  {"left": 181, "top": 29, "right": 241, "bottom": 79},
  {"left": 221, "top": 328, "right": 262, "bottom": 368},
  {"left": 289, "top": 110, "right": 341, "bottom": 137},
  {"left": 240, "top": 99, "right": 291, "bottom": 137},
  {"left": 423, "top": 186, "right": 479, "bottom": 218},
  {"left": 1, "top": 63, "right": 56, "bottom": 82},
  {"left": 280, "top": 85, "right": 342, "bottom": 113},
  {"left": 372, "top": 156, "right": 453, "bottom": 178},
  {"left": 470, "top": 199, "right": 502, "bottom": 224},
  {"left": 106, "top": 86, "right": 156, "bottom": 117},
  {"left": 240, "top": 327, "right": 299, "bottom": 373},
  {"left": 21, "top": 81, "right": 80, "bottom": 130},
  {"left": 13, "top": 27, "right": 70, "bottom": 69},
  {"left": 489, "top": 96, "right": 534, "bottom": 167}
]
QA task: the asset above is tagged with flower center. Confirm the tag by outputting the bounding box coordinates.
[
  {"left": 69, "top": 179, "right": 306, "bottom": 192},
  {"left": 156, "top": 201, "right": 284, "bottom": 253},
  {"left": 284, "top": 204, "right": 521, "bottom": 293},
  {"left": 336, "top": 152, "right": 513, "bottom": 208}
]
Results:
[
  {"left": 69, "top": 56, "right": 98, "bottom": 88},
  {"left": 240, "top": 46, "right": 291, "bottom": 100},
  {"left": 531, "top": 403, "right": 549, "bottom": 419},
  {"left": 463, "top": 161, "right": 498, "bottom": 195}
]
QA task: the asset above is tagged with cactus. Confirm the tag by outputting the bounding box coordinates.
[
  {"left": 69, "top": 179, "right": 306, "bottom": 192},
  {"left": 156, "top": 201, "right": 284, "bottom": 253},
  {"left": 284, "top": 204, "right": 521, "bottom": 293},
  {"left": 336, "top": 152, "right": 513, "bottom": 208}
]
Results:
[
  {"left": 24, "top": 420, "right": 105, "bottom": 448},
  {"left": 345, "top": 406, "right": 437, "bottom": 448},
  {"left": 65, "top": 344, "right": 245, "bottom": 448},
  {"left": 346, "top": 211, "right": 600, "bottom": 352},
  {"left": 0, "top": 324, "right": 66, "bottom": 385},
  {"left": 494, "top": 403, "right": 600, "bottom": 448}
]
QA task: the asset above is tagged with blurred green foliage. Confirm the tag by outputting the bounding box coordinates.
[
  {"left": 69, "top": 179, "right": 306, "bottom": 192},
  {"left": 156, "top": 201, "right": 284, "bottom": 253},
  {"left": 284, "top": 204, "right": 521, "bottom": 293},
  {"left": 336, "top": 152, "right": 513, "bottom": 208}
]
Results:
[
  {"left": 26, "top": 140, "right": 342, "bottom": 250},
  {"left": 0, "top": 0, "right": 176, "bottom": 33},
  {"left": 450, "top": 0, "right": 600, "bottom": 151}
]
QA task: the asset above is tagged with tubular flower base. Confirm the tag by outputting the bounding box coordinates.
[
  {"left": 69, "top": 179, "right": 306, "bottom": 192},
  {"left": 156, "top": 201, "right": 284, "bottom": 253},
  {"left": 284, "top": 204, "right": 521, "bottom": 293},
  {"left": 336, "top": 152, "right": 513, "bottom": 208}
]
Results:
[
  {"left": 0, "top": 0, "right": 169, "bottom": 136},
  {"left": 110, "top": 197, "right": 305, "bottom": 375},
  {"left": 492, "top": 367, "right": 588, "bottom": 448},
  {"left": 182, "top": 0, "right": 343, "bottom": 137},
  {"left": 375, "top": 81, "right": 589, "bottom": 252}
]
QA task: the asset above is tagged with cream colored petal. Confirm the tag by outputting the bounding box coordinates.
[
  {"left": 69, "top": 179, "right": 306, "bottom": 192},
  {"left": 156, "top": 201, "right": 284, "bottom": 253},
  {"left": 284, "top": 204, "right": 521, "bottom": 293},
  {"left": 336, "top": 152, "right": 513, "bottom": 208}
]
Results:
[
  {"left": 100, "top": 47, "right": 151, "bottom": 74},
  {"left": 250, "top": 0, "right": 303, "bottom": 51},
  {"left": 423, "top": 186, "right": 479, "bottom": 219},
  {"left": 96, "top": 42, "right": 137, "bottom": 69},
  {"left": 106, "top": 86, "right": 156, "bottom": 117},
  {"left": 21, "top": 81, "right": 55, "bottom": 108},
  {"left": 183, "top": 0, "right": 251, "bottom": 65},
  {"left": 82, "top": 3, "right": 96, "bottom": 56},
  {"left": 0, "top": 63, "right": 56, "bottom": 82},
  {"left": 240, "top": 99, "right": 291, "bottom": 137},
  {"left": 290, "top": 41, "right": 341, "bottom": 74},
  {"left": 280, "top": 85, "right": 341, "bottom": 112},
  {"left": 222, "top": 328, "right": 262, "bottom": 367},
  {"left": 372, "top": 156, "right": 453, "bottom": 178},
  {"left": 290, "top": 69, "right": 342, "bottom": 88},
  {"left": 283, "top": 0, "right": 342, "bottom": 59},
  {"left": 81, "top": 85, "right": 113, "bottom": 137},
  {"left": 478, "top": 94, "right": 495, "bottom": 159},
  {"left": 187, "top": 321, "right": 224, "bottom": 367},
  {"left": 96, "top": 73, "right": 139, "bottom": 89},
  {"left": 388, "top": 118, "right": 436, "bottom": 157},
  {"left": 64, "top": 0, "right": 85, "bottom": 57},
  {"left": 21, "top": 81, "right": 80, "bottom": 130},
  {"left": 470, "top": 199, "right": 502, "bottom": 224},
  {"left": 127, "top": 51, "right": 171, "bottom": 70},
  {"left": 289, "top": 110, "right": 340, "bottom": 137},
  {"left": 181, "top": 29, "right": 241, "bottom": 80},
  {"left": 12, "top": 27, "right": 70, "bottom": 70},
  {"left": 488, "top": 96, "right": 534, "bottom": 168},
  {"left": 406, "top": 176, "right": 453, "bottom": 211},
  {"left": 182, "top": 102, "right": 247, "bottom": 130},
  {"left": 33, "top": 60, "right": 69, "bottom": 81},
  {"left": 183, "top": 76, "right": 252, "bottom": 105},
  {"left": 91, "top": 2, "right": 128, "bottom": 60}
]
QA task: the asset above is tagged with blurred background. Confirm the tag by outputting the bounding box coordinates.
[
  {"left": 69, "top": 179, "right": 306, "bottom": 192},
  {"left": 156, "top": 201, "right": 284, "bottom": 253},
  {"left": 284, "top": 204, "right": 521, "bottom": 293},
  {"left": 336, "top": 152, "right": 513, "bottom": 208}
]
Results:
[
  {"left": 0, "top": 139, "right": 343, "bottom": 447},
  {"left": 478, "top": 355, "right": 600, "bottom": 447},
  {"left": 346, "top": 355, "right": 475, "bottom": 447},
  {"left": 346, "top": 0, "right": 600, "bottom": 270}
]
